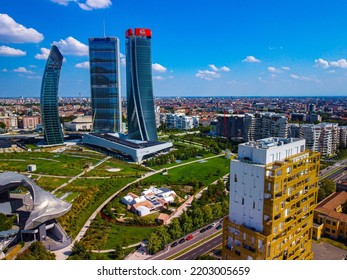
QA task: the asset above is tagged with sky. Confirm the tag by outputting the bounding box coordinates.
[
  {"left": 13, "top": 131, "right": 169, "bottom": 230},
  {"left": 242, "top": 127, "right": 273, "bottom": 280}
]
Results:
[{"left": 1, "top": 0, "right": 347, "bottom": 98}]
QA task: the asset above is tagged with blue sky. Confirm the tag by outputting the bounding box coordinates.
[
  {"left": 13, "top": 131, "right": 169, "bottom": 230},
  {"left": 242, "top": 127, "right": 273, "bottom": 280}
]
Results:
[{"left": 1, "top": 0, "right": 347, "bottom": 98}]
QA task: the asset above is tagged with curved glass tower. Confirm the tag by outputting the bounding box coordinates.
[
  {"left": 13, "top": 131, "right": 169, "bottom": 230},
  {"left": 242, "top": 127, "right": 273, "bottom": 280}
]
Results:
[
  {"left": 40, "top": 45, "right": 64, "bottom": 145},
  {"left": 89, "top": 37, "right": 122, "bottom": 133},
  {"left": 126, "top": 28, "right": 158, "bottom": 142}
]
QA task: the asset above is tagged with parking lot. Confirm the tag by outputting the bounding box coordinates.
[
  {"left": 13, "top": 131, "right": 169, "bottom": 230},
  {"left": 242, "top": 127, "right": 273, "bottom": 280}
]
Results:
[{"left": 312, "top": 241, "right": 347, "bottom": 260}]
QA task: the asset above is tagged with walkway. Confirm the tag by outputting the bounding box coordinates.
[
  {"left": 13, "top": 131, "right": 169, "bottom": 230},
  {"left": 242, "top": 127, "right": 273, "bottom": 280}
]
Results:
[{"left": 53, "top": 153, "right": 224, "bottom": 259}]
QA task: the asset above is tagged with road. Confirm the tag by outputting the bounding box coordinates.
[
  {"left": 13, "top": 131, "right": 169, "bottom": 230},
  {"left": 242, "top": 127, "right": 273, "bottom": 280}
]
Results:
[{"left": 175, "top": 234, "right": 222, "bottom": 260}]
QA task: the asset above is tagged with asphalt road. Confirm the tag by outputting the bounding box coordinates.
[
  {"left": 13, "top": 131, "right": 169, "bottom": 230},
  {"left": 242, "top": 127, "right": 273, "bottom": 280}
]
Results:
[
  {"left": 150, "top": 220, "right": 223, "bottom": 260},
  {"left": 175, "top": 234, "right": 222, "bottom": 260}
]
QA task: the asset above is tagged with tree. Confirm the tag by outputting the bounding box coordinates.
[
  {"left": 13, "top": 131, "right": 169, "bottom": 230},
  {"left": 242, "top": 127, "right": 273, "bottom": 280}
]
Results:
[
  {"left": 0, "top": 213, "right": 13, "bottom": 231},
  {"left": 318, "top": 179, "right": 336, "bottom": 202},
  {"left": 147, "top": 232, "right": 162, "bottom": 255},
  {"left": 203, "top": 205, "right": 214, "bottom": 223},
  {"left": 168, "top": 218, "right": 182, "bottom": 240},
  {"left": 16, "top": 241, "right": 55, "bottom": 260},
  {"left": 0, "top": 122, "right": 6, "bottom": 130},
  {"left": 69, "top": 241, "right": 93, "bottom": 260},
  {"left": 179, "top": 212, "right": 193, "bottom": 234}
]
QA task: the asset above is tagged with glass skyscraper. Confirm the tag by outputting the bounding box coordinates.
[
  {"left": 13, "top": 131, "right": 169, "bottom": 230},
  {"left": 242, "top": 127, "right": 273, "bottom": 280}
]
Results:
[
  {"left": 40, "top": 45, "right": 64, "bottom": 145},
  {"left": 89, "top": 37, "right": 122, "bottom": 133},
  {"left": 126, "top": 28, "right": 158, "bottom": 142}
]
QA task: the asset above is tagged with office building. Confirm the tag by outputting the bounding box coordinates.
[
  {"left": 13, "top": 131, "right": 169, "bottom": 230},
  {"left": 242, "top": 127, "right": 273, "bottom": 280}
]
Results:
[
  {"left": 89, "top": 37, "right": 122, "bottom": 133},
  {"left": 222, "top": 137, "right": 320, "bottom": 260},
  {"left": 40, "top": 45, "right": 64, "bottom": 145},
  {"left": 126, "top": 28, "right": 158, "bottom": 142}
]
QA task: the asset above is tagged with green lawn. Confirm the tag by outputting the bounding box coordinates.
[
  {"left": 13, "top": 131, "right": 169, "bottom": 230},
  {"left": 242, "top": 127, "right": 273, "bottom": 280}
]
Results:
[
  {"left": 141, "top": 156, "right": 229, "bottom": 187},
  {"left": 35, "top": 177, "right": 69, "bottom": 192},
  {"left": 102, "top": 224, "right": 158, "bottom": 250},
  {"left": 0, "top": 152, "right": 99, "bottom": 176}
]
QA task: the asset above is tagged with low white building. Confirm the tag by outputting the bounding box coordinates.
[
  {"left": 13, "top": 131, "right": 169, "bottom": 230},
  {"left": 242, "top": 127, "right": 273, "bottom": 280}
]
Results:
[{"left": 64, "top": 116, "right": 92, "bottom": 131}]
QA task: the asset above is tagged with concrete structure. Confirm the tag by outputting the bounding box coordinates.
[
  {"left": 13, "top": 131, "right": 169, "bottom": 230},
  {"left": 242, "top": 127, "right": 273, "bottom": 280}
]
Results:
[
  {"left": 82, "top": 132, "right": 172, "bottom": 162},
  {"left": 0, "top": 113, "right": 18, "bottom": 131},
  {"left": 27, "top": 164, "right": 36, "bottom": 172},
  {"left": 126, "top": 28, "right": 157, "bottom": 142},
  {"left": 0, "top": 172, "right": 71, "bottom": 252},
  {"left": 301, "top": 123, "right": 339, "bottom": 158},
  {"left": 222, "top": 137, "right": 320, "bottom": 260},
  {"left": 89, "top": 37, "right": 122, "bottom": 133},
  {"left": 339, "top": 126, "right": 347, "bottom": 148},
  {"left": 40, "top": 45, "right": 64, "bottom": 145},
  {"left": 313, "top": 191, "right": 347, "bottom": 241},
  {"left": 165, "top": 113, "right": 199, "bottom": 130},
  {"left": 64, "top": 116, "right": 92, "bottom": 131}
]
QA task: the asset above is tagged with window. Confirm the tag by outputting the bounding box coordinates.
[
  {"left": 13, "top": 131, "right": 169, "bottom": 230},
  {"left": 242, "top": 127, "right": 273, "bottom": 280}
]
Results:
[
  {"left": 235, "top": 250, "right": 241, "bottom": 256},
  {"left": 253, "top": 201, "right": 255, "bottom": 209},
  {"left": 332, "top": 230, "right": 335, "bottom": 234},
  {"left": 242, "top": 197, "right": 244, "bottom": 205},
  {"left": 332, "top": 222, "right": 336, "bottom": 226},
  {"left": 326, "top": 228, "right": 330, "bottom": 232},
  {"left": 326, "top": 220, "right": 331, "bottom": 225},
  {"left": 234, "top": 174, "right": 238, "bottom": 182}
]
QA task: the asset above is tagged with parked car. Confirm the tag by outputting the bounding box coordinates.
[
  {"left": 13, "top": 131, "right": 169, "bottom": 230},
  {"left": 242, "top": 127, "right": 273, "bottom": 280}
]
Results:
[
  {"left": 216, "top": 224, "right": 222, "bottom": 230},
  {"left": 178, "top": 238, "right": 185, "bottom": 244},
  {"left": 200, "top": 228, "right": 206, "bottom": 233},
  {"left": 206, "top": 225, "right": 213, "bottom": 230},
  {"left": 186, "top": 234, "right": 193, "bottom": 241},
  {"left": 171, "top": 241, "right": 178, "bottom": 247}
]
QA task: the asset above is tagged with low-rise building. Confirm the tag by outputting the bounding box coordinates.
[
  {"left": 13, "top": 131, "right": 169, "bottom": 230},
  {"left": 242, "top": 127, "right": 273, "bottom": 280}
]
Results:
[{"left": 313, "top": 191, "right": 347, "bottom": 241}]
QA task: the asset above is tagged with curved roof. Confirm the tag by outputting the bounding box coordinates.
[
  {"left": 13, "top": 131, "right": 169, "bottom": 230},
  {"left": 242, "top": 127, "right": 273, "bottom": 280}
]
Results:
[{"left": 0, "top": 172, "right": 71, "bottom": 230}]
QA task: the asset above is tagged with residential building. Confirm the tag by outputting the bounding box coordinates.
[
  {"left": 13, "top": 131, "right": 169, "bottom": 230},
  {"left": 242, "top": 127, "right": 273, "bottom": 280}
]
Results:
[
  {"left": 89, "top": 37, "right": 122, "bottom": 133},
  {"left": 222, "top": 137, "right": 320, "bottom": 260},
  {"left": 40, "top": 45, "right": 64, "bottom": 145},
  {"left": 313, "top": 191, "right": 347, "bottom": 241},
  {"left": 339, "top": 126, "right": 347, "bottom": 148},
  {"left": 301, "top": 123, "right": 339, "bottom": 158},
  {"left": 126, "top": 28, "right": 157, "bottom": 141},
  {"left": 17, "top": 116, "right": 41, "bottom": 130}
]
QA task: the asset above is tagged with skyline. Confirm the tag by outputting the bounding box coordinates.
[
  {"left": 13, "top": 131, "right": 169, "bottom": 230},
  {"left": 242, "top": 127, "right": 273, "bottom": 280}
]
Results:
[{"left": 1, "top": 1, "right": 347, "bottom": 98}]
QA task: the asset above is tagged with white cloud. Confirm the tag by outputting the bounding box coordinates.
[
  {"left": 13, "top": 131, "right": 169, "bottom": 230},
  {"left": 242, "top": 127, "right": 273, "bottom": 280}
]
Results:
[
  {"left": 35, "top": 48, "right": 51, "bottom": 60},
  {"left": 153, "top": 76, "right": 164, "bottom": 80},
  {"left": 314, "top": 58, "right": 329, "bottom": 69},
  {"left": 54, "top": 0, "right": 112, "bottom": 10},
  {"left": 13, "top": 67, "right": 33, "bottom": 74},
  {"left": 0, "top": 14, "right": 43, "bottom": 43},
  {"left": 330, "top": 59, "right": 347, "bottom": 69},
  {"left": 267, "top": 66, "right": 283, "bottom": 74},
  {"left": 0, "top": 45, "right": 26, "bottom": 56},
  {"left": 52, "top": 36, "right": 88, "bottom": 56},
  {"left": 208, "top": 64, "right": 230, "bottom": 72},
  {"left": 196, "top": 70, "right": 221, "bottom": 80},
  {"left": 152, "top": 63, "right": 167, "bottom": 72},
  {"left": 242, "top": 56, "right": 261, "bottom": 63},
  {"left": 75, "top": 61, "right": 90, "bottom": 69},
  {"left": 281, "top": 66, "right": 290, "bottom": 71},
  {"left": 2, "top": 68, "right": 8, "bottom": 72},
  {"left": 51, "top": 0, "right": 72, "bottom": 5},
  {"left": 290, "top": 74, "right": 311, "bottom": 81}
]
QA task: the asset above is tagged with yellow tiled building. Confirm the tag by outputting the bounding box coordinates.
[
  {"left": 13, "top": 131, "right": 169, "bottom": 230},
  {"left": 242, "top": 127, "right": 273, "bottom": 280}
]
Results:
[
  {"left": 222, "top": 138, "right": 320, "bottom": 260},
  {"left": 313, "top": 191, "right": 347, "bottom": 241}
]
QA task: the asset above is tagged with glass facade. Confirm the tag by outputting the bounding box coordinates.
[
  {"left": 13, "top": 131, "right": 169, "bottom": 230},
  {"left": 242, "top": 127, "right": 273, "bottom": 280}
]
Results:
[
  {"left": 126, "top": 28, "right": 158, "bottom": 142},
  {"left": 40, "top": 45, "right": 64, "bottom": 145},
  {"left": 89, "top": 37, "right": 122, "bottom": 133}
]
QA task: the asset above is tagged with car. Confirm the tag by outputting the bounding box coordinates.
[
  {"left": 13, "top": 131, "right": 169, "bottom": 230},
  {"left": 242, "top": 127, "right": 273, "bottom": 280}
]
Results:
[
  {"left": 220, "top": 219, "right": 223, "bottom": 223},
  {"left": 171, "top": 242, "right": 178, "bottom": 248},
  {"left": 216, "top": 224, "right": 222, "bottom": 230},
  {"left": 186, "top": 234, "right": 193, "bottom": 241},
  {"left": 200, "top": 228, "right": 206, "bottom": 233},
  {"left": 178, "top": 238, "right": 185, "bottom": 244},
  {"left": 211, "top": 223, "right": 216, "bottom": 227},
  {"left": 206, "top": 225, "right": 213, "bottom": 230}
]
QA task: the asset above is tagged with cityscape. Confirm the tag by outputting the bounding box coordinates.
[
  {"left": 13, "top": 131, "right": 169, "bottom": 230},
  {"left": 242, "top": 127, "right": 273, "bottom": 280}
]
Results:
[{"left": 1, "top": 0, "right": 347, "bottom": 263}]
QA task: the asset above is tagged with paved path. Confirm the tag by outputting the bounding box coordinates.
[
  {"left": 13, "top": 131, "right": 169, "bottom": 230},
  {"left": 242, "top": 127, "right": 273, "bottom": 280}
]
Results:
[
  {"left": 54, "top": 153, "right": 225, "bottom": 259},
  {"left": 51, "top": 156, "right": 111, "bottom": 195}
]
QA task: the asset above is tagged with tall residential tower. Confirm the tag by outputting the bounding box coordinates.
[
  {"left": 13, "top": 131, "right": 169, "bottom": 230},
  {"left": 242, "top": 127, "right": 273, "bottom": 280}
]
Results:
[
  {"left": 125, "top": 28, "right": 158, "bottom": 142},
  {"left": 40, "top": 45, "right": 64, "bottom": 145},
  {"left": 89, "top": 37, "right": 122, "bottom": 133},
  {"left": 222, "top": 137, "right": 320, "bottom": 260}
]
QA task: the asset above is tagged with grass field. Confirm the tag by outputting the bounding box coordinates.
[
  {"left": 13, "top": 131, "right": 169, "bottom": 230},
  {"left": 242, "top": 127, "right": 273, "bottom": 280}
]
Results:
[
  {"left": 141, "top": 156, "right": 229, "bottom": 187},
  {"left": 0, "top": 152, "right": 100, "bottom": 176},
  {"left": 35, "top": 177, "right": 69, "bottom": 192}
]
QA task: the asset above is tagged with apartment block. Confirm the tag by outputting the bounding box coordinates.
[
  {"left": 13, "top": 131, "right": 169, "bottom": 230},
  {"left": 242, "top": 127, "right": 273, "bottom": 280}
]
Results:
[{"left": 222, "top": 137, "right": 320, "bottom": 260}]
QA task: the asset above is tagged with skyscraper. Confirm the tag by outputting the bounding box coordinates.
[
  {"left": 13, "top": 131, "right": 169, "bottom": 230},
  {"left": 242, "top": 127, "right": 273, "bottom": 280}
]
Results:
[
  {"left": 222, "top": 137, "right": 320, "bottom": 260},
  {"left": 40, "top": 45, "right": 64, "bottom": 145},
  {"left": 89, "top": 37, "right": 122, "bottom": 133},
  {"left": 126, "top": 28, "right": 158, "bottom": 142}
]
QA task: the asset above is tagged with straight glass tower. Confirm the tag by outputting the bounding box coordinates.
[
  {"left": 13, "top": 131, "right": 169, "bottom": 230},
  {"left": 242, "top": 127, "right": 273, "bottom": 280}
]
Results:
[
  {"left": 40, "top": 45, "right": 64, "bottom": 145},
  {"left": 89, "top": 37, "right": 122, "bottom": 133},
  {"left": 126, "top": 28, "right": 158, "bottom": 142}
]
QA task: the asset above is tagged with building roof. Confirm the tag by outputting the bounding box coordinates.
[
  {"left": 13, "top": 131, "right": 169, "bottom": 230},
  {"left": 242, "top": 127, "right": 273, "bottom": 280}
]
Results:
[
  {"left": 71, "top": 116, "right": 92, "bottom": 123},
  {"left": 315, "top": 191, "right": 347, "bottom": 223}
]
